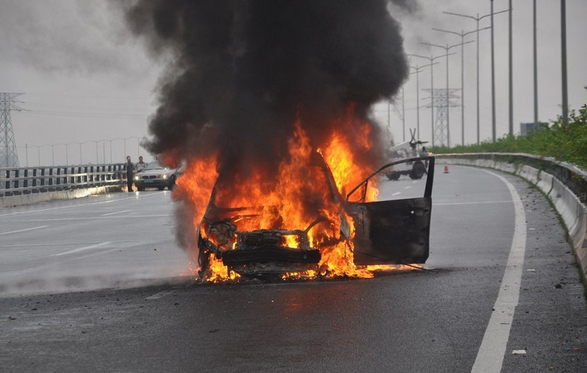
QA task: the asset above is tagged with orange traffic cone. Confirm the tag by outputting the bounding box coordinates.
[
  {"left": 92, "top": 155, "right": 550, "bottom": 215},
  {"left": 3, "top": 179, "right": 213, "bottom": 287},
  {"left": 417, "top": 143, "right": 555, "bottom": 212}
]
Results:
[{"left": 444, "top": 163, "right": 449, "bottom": 174}]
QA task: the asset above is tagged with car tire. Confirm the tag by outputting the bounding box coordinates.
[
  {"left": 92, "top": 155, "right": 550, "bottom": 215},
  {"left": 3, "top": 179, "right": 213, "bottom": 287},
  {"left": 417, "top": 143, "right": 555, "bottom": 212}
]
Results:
[
  {"left": 138, "top": 186, "right": 144, "bottom": 191},
  {"left": 198, "top": 248, "right": 211, "bottom": 279},
  {"left": 409, "top": 162, "right": 426, "bottom": 180},
  {"left": 168, "top": 176, "right": 176, "bottom": 191}
]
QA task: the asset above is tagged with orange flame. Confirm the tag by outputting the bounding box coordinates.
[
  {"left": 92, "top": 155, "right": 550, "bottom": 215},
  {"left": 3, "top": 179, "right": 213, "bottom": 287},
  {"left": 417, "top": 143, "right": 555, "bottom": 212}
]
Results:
[{"left": 176, "top": 104, "right": 386, "bottom": 281}]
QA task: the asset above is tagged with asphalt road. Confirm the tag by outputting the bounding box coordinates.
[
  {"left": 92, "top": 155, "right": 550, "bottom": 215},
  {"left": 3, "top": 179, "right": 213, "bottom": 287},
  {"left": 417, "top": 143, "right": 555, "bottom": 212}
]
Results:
[{"left": 1, "top": 165, "right": 586, "bottom": 373}]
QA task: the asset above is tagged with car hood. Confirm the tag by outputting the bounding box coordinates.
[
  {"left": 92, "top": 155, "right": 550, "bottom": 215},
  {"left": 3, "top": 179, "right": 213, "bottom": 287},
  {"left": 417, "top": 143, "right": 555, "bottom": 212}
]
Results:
[{"left": 137, "top": 169, "right": 174, "bottom": 176}]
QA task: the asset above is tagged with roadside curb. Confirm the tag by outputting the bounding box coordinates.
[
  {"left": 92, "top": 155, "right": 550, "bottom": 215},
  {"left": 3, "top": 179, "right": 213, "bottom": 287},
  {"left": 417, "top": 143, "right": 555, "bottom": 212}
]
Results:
[{"left": 0, "top": 186, "right": 124, "bottom": 209}]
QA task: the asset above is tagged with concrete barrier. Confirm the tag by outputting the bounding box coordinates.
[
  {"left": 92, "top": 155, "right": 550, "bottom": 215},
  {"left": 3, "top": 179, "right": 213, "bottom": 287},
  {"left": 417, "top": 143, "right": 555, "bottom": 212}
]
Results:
[
  {"left": 440, "top": 154, "right": 587, "bottom": 283},
  {"left": 0, "top": 186, "right": 124, "bottom": 209}
]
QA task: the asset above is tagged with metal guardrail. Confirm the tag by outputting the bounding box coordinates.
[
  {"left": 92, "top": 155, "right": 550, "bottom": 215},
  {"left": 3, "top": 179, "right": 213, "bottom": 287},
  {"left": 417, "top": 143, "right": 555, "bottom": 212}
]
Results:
[
  {"left": 0, "top": 164, "right": 126, "bottom": 197},
  {"left": 436, "top": 153, "right": 587, "bottom": 205}
]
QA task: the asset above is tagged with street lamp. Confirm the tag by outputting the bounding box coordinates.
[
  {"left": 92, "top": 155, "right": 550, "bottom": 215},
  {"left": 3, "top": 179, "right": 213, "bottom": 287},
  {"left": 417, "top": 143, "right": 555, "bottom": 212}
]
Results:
[
  {"left": 561, "top": 0, "right": 569, "bottom": 125},
  {"left": 421, "top": 40, "right": 474, "bottom": 147},
  {"left": 433, "top": 27, "right": 489, "bottom": 145},
  {"left": 409, "top": 53, "right": 450, "bottom": 147},
  {"left": 443, "top": 7, "right": 509, "bottom": 143},
  {"left": 410, "top": 63, "right": 438, "bottom": 140}
]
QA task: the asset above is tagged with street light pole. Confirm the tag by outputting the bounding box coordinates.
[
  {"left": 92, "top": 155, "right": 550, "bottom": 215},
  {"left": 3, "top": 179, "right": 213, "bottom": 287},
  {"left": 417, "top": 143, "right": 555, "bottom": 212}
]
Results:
[
  {"left": 561, "top": 0, "right": 569, "bottom": 125},
  {"left": 533, "top": 0, "right": 539, "bottom": 128},
  {"left": 508, "top": 0, "right": 513, "bottom": 136},
  {"left": 411, "top": 62, "right": 437, "bottom": 140},
  {"left": 443, "top": 7, "right": 508, "bottom": 143},
  {"left": 490, "top": 0, "right": 496, "bottom": 141}
]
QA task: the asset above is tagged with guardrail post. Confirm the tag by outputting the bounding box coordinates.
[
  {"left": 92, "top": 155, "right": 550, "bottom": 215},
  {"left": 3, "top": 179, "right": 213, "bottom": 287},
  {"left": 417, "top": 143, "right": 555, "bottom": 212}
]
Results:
[
  {"left": 13, "top": 169, "right": 19, "bottom": 190},
  {"left": 4, "top": 169, "right": 9, "bottom": 190}
]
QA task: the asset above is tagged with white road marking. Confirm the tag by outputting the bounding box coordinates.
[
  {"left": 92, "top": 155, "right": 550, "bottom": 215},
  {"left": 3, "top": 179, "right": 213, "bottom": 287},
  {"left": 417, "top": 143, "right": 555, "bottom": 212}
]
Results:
[
  {"left": 392, "top": 192, "right": 401, "bottom": 196},
  {"left": 471, "top": 170, "right": 527, "bottom": 373},
  {"left": 0, "top": 225, "right": 49, "bottom": 236},
  {"left": 404, "top": 186, "right": 411, "bottom": 190},
  {"left": 102, "top": 210, "right": 131, "bottom": 216},
  {"left": 8, "top": 215, "right": 169, "bottom": 223},
  {"left": 146, "top": 290, "right": 176, "bottom": 300},
  {"left": 434, "top": 200, "right": 511, "bottom": 206},
  {"left": 53, "top": 241, "right": 112, "bottom": 257}
]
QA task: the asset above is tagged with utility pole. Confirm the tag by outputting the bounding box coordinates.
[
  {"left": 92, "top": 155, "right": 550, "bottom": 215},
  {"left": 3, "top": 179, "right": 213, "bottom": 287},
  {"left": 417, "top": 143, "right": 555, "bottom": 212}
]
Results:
[
  {"left": 421, "top": 41, "right": 473, "bottom": 147},
  {"left": 444, "top": 7, "right": 508, "bottom": 143},
  {"left": 0, "top": 93, "right": 23, "bottom": 168}
]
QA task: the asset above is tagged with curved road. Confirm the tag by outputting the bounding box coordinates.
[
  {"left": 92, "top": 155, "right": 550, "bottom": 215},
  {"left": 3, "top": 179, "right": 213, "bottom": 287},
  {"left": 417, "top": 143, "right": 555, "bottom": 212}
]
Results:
[{"left": 1, "top": 165, "right": 586, "bottom": 372}]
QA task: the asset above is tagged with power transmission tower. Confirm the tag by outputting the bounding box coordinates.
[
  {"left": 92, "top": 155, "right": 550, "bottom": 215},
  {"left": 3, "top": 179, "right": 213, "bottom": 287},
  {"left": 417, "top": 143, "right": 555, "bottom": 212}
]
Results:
[
  {"left": 423, "top": 88, "right": 459, "bottom": 147},
  {"left": 0, "top": 93, "right": 23, "bottom": 168}
]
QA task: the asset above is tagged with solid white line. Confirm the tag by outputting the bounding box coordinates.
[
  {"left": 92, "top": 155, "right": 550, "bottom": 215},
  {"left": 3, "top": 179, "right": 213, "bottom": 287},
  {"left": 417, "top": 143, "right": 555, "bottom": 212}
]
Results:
[
  {"left": 471, "top": 170, "right": 527, "bottom": 373},
  {"left": 102, "top": 210, "right": 131, "bottom": 216},
  {"left": 53, "top": 241, "right": 112, "bottom": 257},
  {"left": 435, "top": 200, "right": 512, "bottom": 206},
  {"left": 0, "top": 225, "right": 49, "bottom": 235}
]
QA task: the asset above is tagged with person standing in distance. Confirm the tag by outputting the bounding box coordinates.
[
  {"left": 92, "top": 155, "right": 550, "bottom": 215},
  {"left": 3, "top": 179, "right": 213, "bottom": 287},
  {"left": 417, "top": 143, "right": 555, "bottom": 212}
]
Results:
[
  {"left": 136, "top": 156, "right": 147, "bottom": 172},
  {"left": 125, "top": 156, "right": 136, "bottom": 192}
]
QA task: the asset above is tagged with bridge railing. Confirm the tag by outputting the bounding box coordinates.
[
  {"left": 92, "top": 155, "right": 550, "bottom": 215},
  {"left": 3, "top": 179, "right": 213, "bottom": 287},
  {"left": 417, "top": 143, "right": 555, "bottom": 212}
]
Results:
[{"left": 0, "top": 164, "right": 126, "bottom": 197}]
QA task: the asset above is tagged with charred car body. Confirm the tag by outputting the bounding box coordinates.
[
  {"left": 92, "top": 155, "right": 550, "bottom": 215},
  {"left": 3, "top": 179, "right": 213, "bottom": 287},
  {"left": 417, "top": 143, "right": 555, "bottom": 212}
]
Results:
[{"left": 197, "top": 152, "right": 435, "bottom": 278}]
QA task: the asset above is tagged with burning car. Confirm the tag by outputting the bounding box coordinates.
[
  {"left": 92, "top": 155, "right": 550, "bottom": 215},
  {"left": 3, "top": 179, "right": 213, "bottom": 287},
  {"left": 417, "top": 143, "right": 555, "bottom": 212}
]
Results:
[{"left": 195, "top": 151, "right": 435, "bottom": 280}]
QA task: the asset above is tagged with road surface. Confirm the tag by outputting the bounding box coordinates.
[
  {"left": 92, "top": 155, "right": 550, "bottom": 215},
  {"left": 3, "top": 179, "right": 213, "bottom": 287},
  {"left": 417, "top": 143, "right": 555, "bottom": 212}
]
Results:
[{"left": 1, "top": 165, "right": 586, "bottom": 372}]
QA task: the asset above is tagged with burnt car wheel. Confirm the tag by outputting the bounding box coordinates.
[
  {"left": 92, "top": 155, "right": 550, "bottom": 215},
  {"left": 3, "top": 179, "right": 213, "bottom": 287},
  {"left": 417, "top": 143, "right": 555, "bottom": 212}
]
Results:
[
  {"left": 409, "top": 162, "right": 426, "bottom": 180},
  {"left": 168, "top": 176, "right": 176, "bottom": 191},
  {"left": 198, "top": 249, "right": 211, "bottom": 279}
]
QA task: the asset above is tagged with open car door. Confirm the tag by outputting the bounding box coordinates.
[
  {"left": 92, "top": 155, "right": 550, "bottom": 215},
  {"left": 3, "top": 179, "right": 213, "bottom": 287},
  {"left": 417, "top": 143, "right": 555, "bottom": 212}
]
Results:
[{"left": 346, "top": 156, "right": 435, "bottom": 265}]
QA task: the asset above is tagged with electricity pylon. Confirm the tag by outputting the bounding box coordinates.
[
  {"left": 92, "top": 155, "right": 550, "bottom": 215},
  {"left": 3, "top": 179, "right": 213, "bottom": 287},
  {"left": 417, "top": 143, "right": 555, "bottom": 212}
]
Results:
[
  {"left": 0, "top": 93, "right": 23, "bottom": 168},
  {"left": 423, "top": 88, "right": 459, "bottom": 147}
]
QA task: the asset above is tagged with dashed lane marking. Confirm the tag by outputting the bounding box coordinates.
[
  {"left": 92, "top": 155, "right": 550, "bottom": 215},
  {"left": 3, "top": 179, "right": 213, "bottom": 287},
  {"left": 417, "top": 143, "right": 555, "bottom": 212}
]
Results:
[
  {"left": 146, "top": 290, "right": 176, "bottom": 300},
  {"left": 53, "top": 241, "right": 112, "bottom": 257},
  {"left": 0, "top": 225, "right": 49, "bottom": 235},
  {"left": 102, "top": 210, "right": 132, "bottom": 216}
]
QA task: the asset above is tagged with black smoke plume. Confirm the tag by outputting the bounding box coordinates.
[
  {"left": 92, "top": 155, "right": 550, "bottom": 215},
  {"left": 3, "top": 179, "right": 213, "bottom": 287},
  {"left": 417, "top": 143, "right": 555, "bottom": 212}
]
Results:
[
  {"left": 124, "top": 0, "right": 409, "bottom": 173},
  {"left": 124, "top": 1, "right": 411, "bottom": 258}
]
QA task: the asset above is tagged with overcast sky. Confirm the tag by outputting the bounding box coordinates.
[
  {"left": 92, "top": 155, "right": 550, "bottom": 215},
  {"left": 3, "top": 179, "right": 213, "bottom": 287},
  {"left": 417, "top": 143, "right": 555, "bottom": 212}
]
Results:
[{"left": 1, "top": 0, "right": 585, "bottom": 166}]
